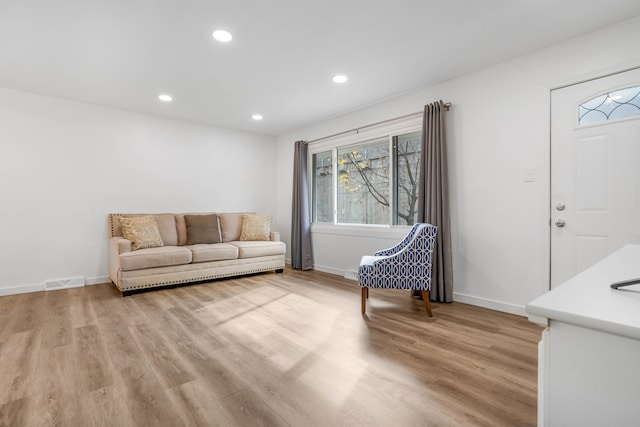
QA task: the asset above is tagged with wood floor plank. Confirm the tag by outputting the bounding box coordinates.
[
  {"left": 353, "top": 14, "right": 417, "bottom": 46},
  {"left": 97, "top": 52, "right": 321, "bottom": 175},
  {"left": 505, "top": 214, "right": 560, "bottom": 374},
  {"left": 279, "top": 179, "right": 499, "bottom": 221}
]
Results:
[
  {"left": 128, "top": 321, "right": 196, "bottom": 389},
  {"left": 67, "top": 287, "right": 98, "bottom": 328},
  {"left": 0, "top": 268, "right": 542, "bottom": 426},
  {"left": 166, "top": 379, "right": 239, "bottom": 427},
  {"left": 117, "top": 361, "right": 187, "bottom": 427},
  {"left": 72, "top": 324, "right": 115, "bottom": 392},
  {"left": 0, "top": 329, "right": 42, "bottom": 406},
  {"left": 11, "top": 292, "right": 47, "bottom": 334}
]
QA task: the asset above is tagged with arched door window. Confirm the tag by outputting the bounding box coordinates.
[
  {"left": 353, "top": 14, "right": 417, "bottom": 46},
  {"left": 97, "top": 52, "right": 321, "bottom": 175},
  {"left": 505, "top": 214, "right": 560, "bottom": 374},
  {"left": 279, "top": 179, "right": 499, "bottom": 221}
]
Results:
[{"left": 579, "top": 85, "right": 640, "bottom": 125}]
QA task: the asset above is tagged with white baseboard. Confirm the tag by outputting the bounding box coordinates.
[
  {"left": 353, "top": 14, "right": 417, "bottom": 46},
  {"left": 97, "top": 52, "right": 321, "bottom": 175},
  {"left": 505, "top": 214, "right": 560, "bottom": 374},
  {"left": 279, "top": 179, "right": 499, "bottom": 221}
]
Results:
[
  {"left": 0, "top": 282, "right": 45, "bottom": 297},
  {"left": 86, "top": 276, "right": 111, "bottom": 285},
  {"left": 453, "top": 292, "right": 527, "bottom": 317},
  {"left": 0, "top": 275, "right": 112, "bottom": 297},
  {"left": 311, "top": 264, "right": 346, "bottom": 277},
  {"left": 308, "top": 268, "right": 527, "bottom": 316}
]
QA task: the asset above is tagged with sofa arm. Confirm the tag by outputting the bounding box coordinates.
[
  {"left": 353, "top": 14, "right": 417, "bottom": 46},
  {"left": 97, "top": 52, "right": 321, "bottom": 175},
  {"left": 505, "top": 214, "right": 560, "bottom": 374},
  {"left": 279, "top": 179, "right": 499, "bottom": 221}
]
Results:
[
  {"left": 270, "top": 231, "right": 281, "bottom": 241},
  {"left": 109, "top": 237, "right": 131, "bottom": 285}
]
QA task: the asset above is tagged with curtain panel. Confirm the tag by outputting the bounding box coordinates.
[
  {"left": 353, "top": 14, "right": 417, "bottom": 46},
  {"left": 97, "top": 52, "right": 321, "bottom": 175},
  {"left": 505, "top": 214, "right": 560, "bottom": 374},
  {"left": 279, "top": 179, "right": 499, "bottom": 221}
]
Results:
[
  {"left": 291, "top": 140, "right": 313, "bottom": 270},
  {"left": 418, "top": 100, "right": 454, "bottom": 302}
]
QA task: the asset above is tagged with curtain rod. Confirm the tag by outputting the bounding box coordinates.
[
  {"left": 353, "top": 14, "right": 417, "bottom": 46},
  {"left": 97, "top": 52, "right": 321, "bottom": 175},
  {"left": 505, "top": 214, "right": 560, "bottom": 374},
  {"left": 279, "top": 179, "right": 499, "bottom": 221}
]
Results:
[{"left": 307, "top": 102, "right": 451, "bottom": 144}]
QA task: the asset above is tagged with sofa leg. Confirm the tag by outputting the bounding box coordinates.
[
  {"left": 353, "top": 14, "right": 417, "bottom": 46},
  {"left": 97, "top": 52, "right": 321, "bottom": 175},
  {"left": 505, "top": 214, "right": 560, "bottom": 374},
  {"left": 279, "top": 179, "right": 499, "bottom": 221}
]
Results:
[
  {"left": 275, "top": 269, "right": 284, "bottom": 274},
  {"left": 421, "top": 290, "right": 433, "bottom": 317}
]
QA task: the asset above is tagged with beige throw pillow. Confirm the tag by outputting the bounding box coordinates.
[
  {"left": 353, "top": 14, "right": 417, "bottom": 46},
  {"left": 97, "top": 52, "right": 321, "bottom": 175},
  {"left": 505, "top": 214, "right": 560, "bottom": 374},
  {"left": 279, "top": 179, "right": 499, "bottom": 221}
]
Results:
[
  {"left": 119, "top": 215, "right": 164, "bottom": 251},
  {"left": 240, "top": 214, "right": 271, "bottom": 241},
  {"left": 185, "top": 214, "right": 221, "bottom": 245}
]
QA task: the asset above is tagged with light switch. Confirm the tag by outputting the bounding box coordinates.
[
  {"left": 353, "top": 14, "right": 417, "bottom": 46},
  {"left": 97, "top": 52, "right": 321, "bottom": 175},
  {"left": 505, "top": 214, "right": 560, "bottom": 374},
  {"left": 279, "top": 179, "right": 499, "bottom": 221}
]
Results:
[{"left": 524, "top": 168, "right": 535, "bottom": 182}]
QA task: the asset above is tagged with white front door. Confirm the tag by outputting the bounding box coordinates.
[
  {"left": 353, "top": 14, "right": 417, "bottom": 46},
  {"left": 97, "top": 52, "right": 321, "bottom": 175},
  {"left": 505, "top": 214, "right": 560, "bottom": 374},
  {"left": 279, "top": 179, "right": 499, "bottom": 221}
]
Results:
[{"left": 551, "top": 68, "right": 640, "bottom": 288}]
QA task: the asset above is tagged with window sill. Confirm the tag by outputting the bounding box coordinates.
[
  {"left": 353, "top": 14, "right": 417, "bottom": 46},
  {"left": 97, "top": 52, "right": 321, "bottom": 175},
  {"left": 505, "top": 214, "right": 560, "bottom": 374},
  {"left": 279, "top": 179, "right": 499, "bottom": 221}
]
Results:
[{"left": 310, "top": 223, "right": 411, "bottom": 239}]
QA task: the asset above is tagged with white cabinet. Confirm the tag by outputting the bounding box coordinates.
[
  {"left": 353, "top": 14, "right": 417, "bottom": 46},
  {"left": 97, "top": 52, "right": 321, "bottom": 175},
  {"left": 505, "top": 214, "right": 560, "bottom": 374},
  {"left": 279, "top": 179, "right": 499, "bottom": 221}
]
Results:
[{"left": 527, "top": 245, "right": 640, "bottom": 427}]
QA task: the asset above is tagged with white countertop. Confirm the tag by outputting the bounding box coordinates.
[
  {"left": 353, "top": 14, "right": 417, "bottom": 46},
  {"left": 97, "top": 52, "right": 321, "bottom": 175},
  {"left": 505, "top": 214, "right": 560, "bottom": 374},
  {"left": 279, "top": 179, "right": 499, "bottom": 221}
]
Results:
[{"left": 526, "top": 244, "right": 640, "bottom": 340}]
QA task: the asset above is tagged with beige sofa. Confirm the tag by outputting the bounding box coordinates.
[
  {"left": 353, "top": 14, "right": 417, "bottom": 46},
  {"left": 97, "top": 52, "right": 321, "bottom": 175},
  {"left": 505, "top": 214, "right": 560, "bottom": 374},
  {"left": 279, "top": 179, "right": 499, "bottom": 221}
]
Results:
[{"left": 108, "top": 212, "right": 286, "bottom": 296}]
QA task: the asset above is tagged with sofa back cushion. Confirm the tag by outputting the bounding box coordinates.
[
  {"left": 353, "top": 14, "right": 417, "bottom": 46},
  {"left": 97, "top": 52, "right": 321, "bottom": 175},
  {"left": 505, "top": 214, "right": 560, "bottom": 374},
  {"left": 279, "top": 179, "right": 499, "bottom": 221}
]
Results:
[
  {"left": 219, "top": 212, "right": 254, "bottom": 242},
  {"left": 184, "top": 214, "right": 222, "bottom": 245},
  {"left": 110, "top": 214, "right": 178, "bottom": 246}
]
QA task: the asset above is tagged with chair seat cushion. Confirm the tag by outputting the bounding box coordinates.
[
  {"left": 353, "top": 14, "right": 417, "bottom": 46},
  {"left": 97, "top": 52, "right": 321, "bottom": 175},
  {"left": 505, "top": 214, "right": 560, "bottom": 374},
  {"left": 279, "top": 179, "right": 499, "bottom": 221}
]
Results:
[{"left": 120, "top": 246, "right": 192, "bottom": 271}]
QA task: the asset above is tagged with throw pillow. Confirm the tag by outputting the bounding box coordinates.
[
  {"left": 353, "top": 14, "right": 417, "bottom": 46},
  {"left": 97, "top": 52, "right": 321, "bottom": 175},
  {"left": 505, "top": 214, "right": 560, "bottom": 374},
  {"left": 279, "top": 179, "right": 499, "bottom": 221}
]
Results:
[
  {"left": 185, "top": 214, "right": 221, "bottom": 245},
  {"left": 240, "top": 214, "right": 271, "bottom": 241},
  {"left": 119, "top": 215, "right": 164, "bottom": 251}
]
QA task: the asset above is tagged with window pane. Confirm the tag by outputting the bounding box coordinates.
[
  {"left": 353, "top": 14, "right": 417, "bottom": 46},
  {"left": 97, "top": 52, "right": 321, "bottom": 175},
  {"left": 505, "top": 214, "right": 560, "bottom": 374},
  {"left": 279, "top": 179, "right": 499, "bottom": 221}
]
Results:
[
  {"left": 579, "top": 85, "right": 640, "bottom": 125},
  {"left": 312, "top": 151, "right": 333, "bottom": 223},
  {"left": 337, "top": 139, "right": 389, "bottom": 224},
  {"left": 393, "top": 131, "right": 421, "bottom": 225}
]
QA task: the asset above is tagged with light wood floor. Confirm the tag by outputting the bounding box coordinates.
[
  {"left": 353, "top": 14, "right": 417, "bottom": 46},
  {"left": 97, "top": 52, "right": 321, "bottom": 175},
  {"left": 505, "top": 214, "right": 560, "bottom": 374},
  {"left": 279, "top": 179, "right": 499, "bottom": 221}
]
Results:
[{"left": 0, "top": 267, "right": 542, "bottom": 426}]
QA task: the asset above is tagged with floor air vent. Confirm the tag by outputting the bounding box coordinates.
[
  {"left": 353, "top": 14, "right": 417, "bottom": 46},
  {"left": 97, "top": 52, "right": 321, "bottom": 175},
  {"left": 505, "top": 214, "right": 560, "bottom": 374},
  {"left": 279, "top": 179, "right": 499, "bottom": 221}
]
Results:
[
  {"left": 45, "top": 276, "right": 85, "bottom": 291},
  {"left": 344, "top": 270, "right": 359, "bottom": 281}
]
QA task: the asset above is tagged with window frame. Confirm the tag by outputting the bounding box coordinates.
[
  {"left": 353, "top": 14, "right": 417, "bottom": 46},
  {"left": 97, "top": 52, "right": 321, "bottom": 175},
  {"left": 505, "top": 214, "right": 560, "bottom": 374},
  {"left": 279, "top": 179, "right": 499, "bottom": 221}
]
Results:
[{"left": 308, "top": 114, "right": 422, "bottom": 233}]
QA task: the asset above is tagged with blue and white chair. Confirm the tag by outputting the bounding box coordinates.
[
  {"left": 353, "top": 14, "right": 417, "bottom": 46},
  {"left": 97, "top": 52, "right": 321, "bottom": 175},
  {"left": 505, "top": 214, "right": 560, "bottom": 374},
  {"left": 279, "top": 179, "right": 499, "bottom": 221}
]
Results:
[{"left": 358, "top": 223, "right": 438, "bottom": 316}]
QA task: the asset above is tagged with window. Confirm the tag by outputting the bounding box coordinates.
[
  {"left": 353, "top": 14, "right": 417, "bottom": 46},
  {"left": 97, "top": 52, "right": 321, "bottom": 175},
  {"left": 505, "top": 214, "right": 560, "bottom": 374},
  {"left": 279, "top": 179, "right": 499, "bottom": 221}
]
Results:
[
  {"left": 311, "top": 129, "right": 421, "bottom": 226},
  {"left": 579, "top": 85, "right": 640, "bottom": 125}
]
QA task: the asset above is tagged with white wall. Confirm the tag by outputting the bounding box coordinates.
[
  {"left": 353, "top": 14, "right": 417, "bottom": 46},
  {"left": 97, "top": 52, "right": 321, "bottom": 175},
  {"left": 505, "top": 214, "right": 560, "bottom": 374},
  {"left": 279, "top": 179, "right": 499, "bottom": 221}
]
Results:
[
  {"left": 275, "top": 16, "right": 640, "bottom": 315},
  {"left": 0, "top": 88, "right": 277, "bottom": 295}
]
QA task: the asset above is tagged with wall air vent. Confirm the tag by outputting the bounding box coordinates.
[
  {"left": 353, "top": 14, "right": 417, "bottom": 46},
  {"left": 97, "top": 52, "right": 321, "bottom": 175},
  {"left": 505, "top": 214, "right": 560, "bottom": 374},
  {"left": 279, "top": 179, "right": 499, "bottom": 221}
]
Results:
[{"left": 45, "top": 276, "right": 85, "bottom": 291}]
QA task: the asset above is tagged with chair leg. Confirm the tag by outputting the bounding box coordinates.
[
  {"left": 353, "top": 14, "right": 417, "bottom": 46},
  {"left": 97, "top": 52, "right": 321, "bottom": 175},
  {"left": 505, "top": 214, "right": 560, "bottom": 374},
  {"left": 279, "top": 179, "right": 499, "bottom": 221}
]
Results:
[
  {"left": 421, "top": 290, "right": 433, "bottom": 317},
  {"left": 361, "top": 287, "right": 367, "bottom": 314}
]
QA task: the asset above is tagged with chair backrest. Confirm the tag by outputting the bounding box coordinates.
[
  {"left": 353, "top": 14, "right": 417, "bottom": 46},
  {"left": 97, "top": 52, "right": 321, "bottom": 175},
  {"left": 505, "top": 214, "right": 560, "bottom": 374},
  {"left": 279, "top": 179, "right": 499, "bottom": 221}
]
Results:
[
  {"left": 374, "top": 223, "right": 423, "bottom": 256},
  {"left": 359, "top": 223, "right": 438, "bottom": 290}
]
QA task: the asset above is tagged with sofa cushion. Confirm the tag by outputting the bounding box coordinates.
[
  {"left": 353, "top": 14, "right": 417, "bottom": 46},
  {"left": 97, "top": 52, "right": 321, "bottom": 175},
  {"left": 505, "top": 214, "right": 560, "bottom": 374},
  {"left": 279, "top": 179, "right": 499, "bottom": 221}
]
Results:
[
  {"left": 185, "top": 214, "right": 221, "bottom": 245},
  {"left": 228, "top": 241, "right": 286, "bottom": 259},
  {"left": 151, "top": 214, "right": 179, "bottom": 246},
  {"left": 119, "top": 246, "right": 192, "bottom": 271},
  {"left": 240, "top": 214, "right": 271, "bottom": 241},
  {"left": 219, "top": 212, "right": 253, "bottom": 242},
  {"left": 186, "top": 243, "right": 239, "bottom": 263},
  {"left": 119, "top": 215, "right": 164, "bottom": 251}
]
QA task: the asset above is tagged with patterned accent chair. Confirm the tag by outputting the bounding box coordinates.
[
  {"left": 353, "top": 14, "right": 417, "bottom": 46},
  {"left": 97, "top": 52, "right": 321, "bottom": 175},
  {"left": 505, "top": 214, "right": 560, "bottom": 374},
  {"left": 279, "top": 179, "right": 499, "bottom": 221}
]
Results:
[{"left": 358, "top": 223, "right": 438, "bottom": 316}]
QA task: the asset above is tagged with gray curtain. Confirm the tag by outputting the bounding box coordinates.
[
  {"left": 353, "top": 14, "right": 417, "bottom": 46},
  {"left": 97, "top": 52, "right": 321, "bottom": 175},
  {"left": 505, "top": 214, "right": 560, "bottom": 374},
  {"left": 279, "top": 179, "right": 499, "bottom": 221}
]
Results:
[
  {"left": 418, "top": 100, "right": 453, "bottom": 302},
  {"left": 291, "top": 140, "right": 313, "bottom": 270}
]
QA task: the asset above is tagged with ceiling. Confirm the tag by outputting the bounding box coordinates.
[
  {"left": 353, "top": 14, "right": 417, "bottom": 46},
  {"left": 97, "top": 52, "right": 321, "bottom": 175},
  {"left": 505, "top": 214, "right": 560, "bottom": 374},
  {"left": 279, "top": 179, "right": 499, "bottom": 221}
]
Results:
[{"left": 1, "top": 1, "right": 639, "bottom": 136}]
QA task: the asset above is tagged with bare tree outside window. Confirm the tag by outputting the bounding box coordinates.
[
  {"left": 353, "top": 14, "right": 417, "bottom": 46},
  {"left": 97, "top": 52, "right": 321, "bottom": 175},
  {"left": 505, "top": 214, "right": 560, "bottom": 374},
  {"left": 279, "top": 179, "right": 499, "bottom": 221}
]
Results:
[
  {"left": 393, "top": 131, "right": 421, "bottom": 225},
  {"left": 312, "top": 150, "right": 332, "bottom": 222},
  {"left": 337, "top": 139, "right": 390, "bottom": 224}
]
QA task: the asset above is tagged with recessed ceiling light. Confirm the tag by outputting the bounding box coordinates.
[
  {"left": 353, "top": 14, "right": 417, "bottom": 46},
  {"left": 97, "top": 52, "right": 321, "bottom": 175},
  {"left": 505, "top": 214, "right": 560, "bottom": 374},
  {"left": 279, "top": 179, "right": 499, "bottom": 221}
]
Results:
[
  {"left": 158, "top": 94, "right": 173, "bottom": 102},
  {"left": 213, "top": 30, "right": 232, "bottom": 42},
  {"left": 333, "top": 75, "right": 348, "bottom": 83},
  {"left": 252, "top": 114, "right": 263, "bottom": 121}
]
